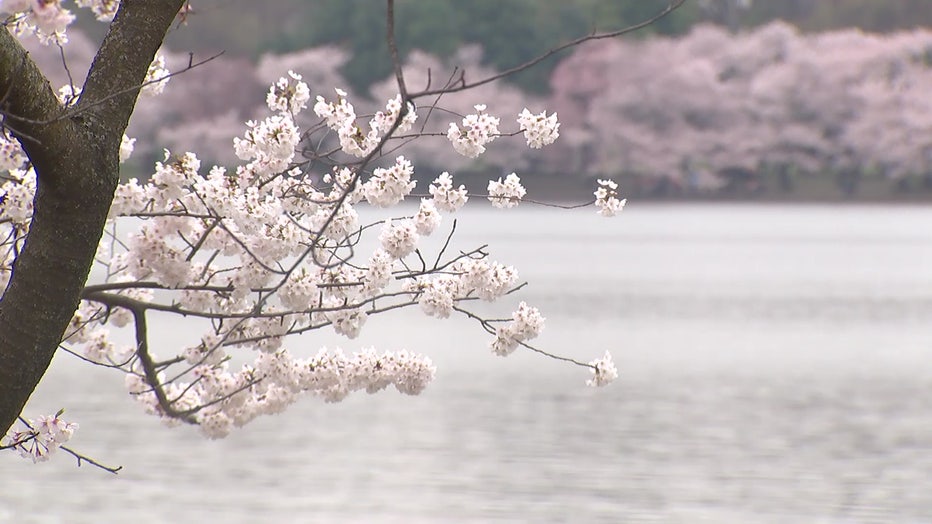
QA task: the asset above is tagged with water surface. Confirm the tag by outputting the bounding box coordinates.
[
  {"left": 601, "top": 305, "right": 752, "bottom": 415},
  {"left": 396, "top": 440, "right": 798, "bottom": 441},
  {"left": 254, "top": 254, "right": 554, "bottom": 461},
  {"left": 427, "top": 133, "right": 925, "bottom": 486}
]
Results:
[{"left": 3, "top": 204, "right": 931, "bottom": 523}]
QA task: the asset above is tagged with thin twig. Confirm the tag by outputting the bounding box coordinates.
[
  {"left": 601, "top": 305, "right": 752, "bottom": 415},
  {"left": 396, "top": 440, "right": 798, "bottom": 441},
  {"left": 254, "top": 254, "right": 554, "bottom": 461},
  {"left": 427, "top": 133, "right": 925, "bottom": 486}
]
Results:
[{"left": 59, "top": 445, "right": 123, "bottom": 474}]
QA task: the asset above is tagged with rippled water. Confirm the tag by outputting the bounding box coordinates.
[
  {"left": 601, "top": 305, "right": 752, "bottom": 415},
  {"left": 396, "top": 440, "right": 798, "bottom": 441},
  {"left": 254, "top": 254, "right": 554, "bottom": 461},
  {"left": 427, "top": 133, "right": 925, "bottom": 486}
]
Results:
[{"left": 3, "top": 204, "right": 932, "bottom": 523}]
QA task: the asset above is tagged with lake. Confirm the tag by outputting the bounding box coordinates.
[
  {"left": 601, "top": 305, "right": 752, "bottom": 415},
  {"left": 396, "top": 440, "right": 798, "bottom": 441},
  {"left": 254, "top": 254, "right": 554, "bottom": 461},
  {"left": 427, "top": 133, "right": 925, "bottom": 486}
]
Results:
[{"left": 3, "top": 204, "right": 931, "bottom": 523}]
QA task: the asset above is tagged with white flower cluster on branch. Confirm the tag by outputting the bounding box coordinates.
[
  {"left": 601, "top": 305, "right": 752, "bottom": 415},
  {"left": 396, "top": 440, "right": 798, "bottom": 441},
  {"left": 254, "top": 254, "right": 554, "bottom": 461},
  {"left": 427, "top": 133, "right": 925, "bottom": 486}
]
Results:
[
  {"left": 428, "top": 172, "right": 469, "bottom": 212},
  {"left": 490, "top": 301, "right": 545, "bottom": 356},
  {"left": 124, "top": 346, "right": 435, "bottom": 439},
  {"left": 517, "top": 108, "right": 560, "bottom": 149},
  {"left": 587, "top": 351, "right": 619, "bottom": 387},
  {"left": 447, "top": 104, "right": 501, "bottom": 158},
  {"left": 488, "top": 173, "right": 527, "bottom": 209},
  {"left": 1, "top": 0, "right": 74, "bottom": 43},
  {"left": 314, "top": 89, "right": 417, "bottom": 157},
  {"left": 1, "top": 0, "right": 131, "bottom": 43},
  {"left": 362, "top": 155, "right": 416, "bottom": 207},
  {"left": 594, "top": 179, "right": 627, "bottom": 217},
  {"left": 266, "top": 70, "right": 310, "bottom": 115},
  {"left": 1, "top": 411, "right": 78, "bottom": 463}
]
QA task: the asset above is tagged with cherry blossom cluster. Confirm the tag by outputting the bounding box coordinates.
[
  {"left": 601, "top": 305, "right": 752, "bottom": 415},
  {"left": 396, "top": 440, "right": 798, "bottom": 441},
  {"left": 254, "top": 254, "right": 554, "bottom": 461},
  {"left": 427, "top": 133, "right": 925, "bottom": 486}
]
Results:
[
  {"left": 142, "top": 53, "right": 170, "bottom": 97},
  {"left": 1, "top": 0, "right": 123, "bottom": 44},
  {"left": 0, "top": 130, "right": 32, "bottom": 228},
  {"left": 594, "top": 178, "right": 626, "bottom": 217},
  {"left": 314, "top": 89, "right": 417, "bottom": 157},
  {"left": 0, "top": 130, "right": 27, "bottom": 172},
  {"left": 404, "top": 257, "right": 520, "bottom": 319},
  {"left": 0, "top": 131, "right": 36, "bottom": 290},
  {"left": 517, "top": 108, "right": 560, "bottom": 149},
  {"left": 487, "top": 173, "right": 527, "bottom": 209},
  {"left": 125, "top": 347, "right": 435, "bottom": 439},
  {"left": 428, "top": 172, "right": 469, "bottom": 212},
  {"left": 75, "top": 0, "right": 118, "bottom": 21},
  {"left": 266, "top": 70, "right": 311, "bottom": 115},
  {"left": 587, "top": 351, "right": 619, "bottom": 387},
  {"left": 490, "top": 301, "right": 545, "bottom": 356},
  {"left": 1, "top": 0, "right": 74, "bottom": 43},
  {"left": 361, "top": 155, "right": 416, "bottom": 207},
  {"left": 447, "top": 104, "right": 501, "bottom": 158},
  {"left": 2, "top": 58, "right": 624, "bottom": 450},
  {"left": 1, "top": 411, "right": 78, "bottom": 463}
]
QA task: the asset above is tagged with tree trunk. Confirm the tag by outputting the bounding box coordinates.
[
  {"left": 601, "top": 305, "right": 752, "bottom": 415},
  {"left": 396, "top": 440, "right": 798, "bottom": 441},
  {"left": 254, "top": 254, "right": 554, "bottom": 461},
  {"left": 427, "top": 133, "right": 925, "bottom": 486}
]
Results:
[{"left": 0, "top": 0, "right": 185, "bottom": 436}]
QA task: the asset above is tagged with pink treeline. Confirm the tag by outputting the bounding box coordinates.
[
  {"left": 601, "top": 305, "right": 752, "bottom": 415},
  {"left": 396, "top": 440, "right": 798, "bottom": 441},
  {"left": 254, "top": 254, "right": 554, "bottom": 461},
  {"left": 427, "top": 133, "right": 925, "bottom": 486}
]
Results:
[{"left": 547, "top": 22, "right": 932, "bottom": 189}]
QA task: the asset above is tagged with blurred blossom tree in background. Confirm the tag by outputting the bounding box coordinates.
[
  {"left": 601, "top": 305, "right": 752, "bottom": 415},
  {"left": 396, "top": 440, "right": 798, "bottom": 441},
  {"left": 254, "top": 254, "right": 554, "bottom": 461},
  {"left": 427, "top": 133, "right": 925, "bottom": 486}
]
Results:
[
  {"left": 546, "top": 21, "right": 932, "bottom": 197},
  {"left": 1, "top": 0, "right": 684, "bottom": 468}
]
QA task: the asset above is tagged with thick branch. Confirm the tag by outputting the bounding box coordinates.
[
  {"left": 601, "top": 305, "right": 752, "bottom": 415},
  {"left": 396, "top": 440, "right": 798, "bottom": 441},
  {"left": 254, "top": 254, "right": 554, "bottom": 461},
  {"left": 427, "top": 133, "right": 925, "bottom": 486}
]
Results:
[
  {"left": 131, "top": 306, "right": 197, "bottom": 424},
  {"left": 0, "top": 29, "right": 65, "bottom": 149}
]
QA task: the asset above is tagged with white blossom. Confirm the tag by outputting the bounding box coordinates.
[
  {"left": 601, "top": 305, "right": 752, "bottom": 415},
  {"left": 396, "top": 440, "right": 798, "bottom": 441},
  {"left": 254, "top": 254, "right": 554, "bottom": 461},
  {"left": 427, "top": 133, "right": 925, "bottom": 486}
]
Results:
[
  {"left": 371, "top": 94, "right": 417, "bottom": 134},
  {"left": 490, "top": 326, "right": 520, "bottom": 356},
  {"left": 416, "top": 276, "right": 459, "bottom": 318},
  {"left": 489, "top": 302, "right": 544, "bottom": 356},
  {"left": 0, "top": 131, "right": 27, "bottom": 171},
  {"left": 429, "top": 172, "right": 468, "bottom": 212},
  {"left": 447, "top": 104, "right": 500, "bottom": 158},
  {"left": 3, "top": 411, "right": 78, "bottom": 463},
  {"left": 453, "top": 258, "right": 519, "bottom": 301},
  {"left": 279, "top": 269, "right": 321, "bottom": 310},
  {"left": 390, "top": 350, "right": 436, "bottom": 395},
  {"left": 379, "top": 219, "right": 419, "bottom": 259},
  {"left": 587, "top": 351, "right": 619, "bottom": 387},
  {"left": 233, "top": 114, "right": 300, "bottom": 174},
  {"left": 517, "top": 108, "right": 560, "bottom": 148},
  {"left": 337, "top": 120, "right": 380, "bottom": 157},
  {"left": 109, "top": 177, "right": 150, "bottom": 217},
  {"left": 594, "top": 179, "right": 626, "bottom": 217},
  {"left": 363, "top": 249, "right": 394, "bottom": 295},
  {"left": 142, "top": 53, "right": 170, "bottom": 97},
  {"left": 197, "top": 408, "right": 233, "bottom": 439},
  {"left": 13, "top": 0, "right": 75, "bottom": 42},
  {"left": 313, "top": 88, "right": 386, "bottom": 157},
  {"left": 81, "top": 328, "right": 116, "bottom": 362},
  {"left": 151, "top": 150, "right": 201, "bottom": 202},
  {"left": 56, "top": 84, "right": 81, "bottom": 106},
  {"left": 362, "top": 156, "right": 416, "bottom": 207},
  {"left": 182, "top": 334, "right": 227, "bottom": 366},
  {"left": 119, "top": 134, "right": 136, "bottom": 163},
  {"left": 0, "top": 168, "right": 36, "bottom": 226},
  {"left": 313, "top": 201, "right": 359, "bottom": 241},
  {"left": 509, "top": 301, "right": 545, "bottom": 340},
  {"left": 487, "top": 173, "right": 526, "bottom": 209},
  {"left": 266, "top": 71, "right": 310, "bottom": 115},
  {"left": 413, "top": 198, "right": 442, "bottom": 236},
  {"left": 75, "top": 0, "right": 119, "bottom": 21},
  {"left": 328, "top": 308, "right": 368, "bottom": 339},
  {"left": 314, "top": 88, "right": 355, "bottom": 129}
]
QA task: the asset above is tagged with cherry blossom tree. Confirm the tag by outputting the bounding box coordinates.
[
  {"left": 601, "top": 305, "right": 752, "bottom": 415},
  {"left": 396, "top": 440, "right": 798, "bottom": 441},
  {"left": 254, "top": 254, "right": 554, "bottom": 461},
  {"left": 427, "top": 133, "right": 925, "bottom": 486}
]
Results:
[{"left": 1, "top": 0, "right": 683, "bottom": 468}]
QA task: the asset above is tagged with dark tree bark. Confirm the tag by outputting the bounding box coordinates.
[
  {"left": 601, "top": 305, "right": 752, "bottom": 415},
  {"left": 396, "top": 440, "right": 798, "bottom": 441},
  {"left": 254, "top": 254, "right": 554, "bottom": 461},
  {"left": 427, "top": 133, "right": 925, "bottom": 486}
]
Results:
[{"left": 0, "top": 0, "right": 185, "bottom": 435}]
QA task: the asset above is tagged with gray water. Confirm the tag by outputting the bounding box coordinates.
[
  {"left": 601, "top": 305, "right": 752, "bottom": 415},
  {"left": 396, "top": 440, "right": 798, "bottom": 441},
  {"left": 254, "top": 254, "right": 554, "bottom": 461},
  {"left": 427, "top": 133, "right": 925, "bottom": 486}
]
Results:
[{"left": 2, "top": 204, "right": 931, "bottom": 523}]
